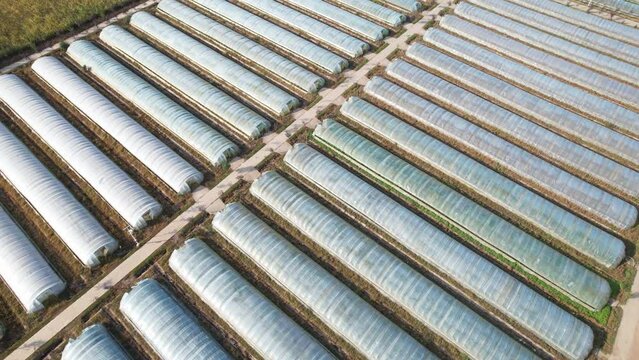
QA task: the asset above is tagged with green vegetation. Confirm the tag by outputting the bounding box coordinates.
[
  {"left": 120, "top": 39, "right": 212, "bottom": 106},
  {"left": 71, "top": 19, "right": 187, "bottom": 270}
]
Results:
[
  {"left": 438, "top": 7, "right": 454, "bottom": 16},
  {"left": 423, "top": 19, "right": 436, "bottom": 30},
  {"left": 0, "top": 0, "right": 133, "bottom": 61}
]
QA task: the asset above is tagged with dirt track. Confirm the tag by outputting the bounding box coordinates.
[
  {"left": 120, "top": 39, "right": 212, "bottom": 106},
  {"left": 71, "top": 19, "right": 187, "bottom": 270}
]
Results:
[{"left": 609, "top": 266, "right": 639, "bottom": 359}]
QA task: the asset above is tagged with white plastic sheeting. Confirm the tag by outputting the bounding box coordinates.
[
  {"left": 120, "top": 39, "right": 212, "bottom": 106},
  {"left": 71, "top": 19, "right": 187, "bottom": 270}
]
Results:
[
  {"left": 62, "top": 324, "right": 131, "bottom": 360},
  {"left": 67, "top": 40, "right": 238, "bottom": 166},
  {"left": 468, "top": 0, "right": 639, "bottom": 66},
  {"left": 189, "top": 0, "right": 347, "bottom": 74},
  {"left": 506, "top": 0, "right": 639, "bottom": 45},
  {"left": 386, "top": 58, "right": 639, "bottom": 197},
  {"left": 422, "top": 28, "right": 639, "bottom": 140},
  {"left": 454, "top": 2, "right": 639, "bottom": 84},
  {"left": 158, "top": 0, "right": 324, "bottom": 94},
  {"left": 364, "top": 76, "right": 637, "bottom": 230},
  {"left": 340, "top": 97, "right": 625, "bottom": 268},
  {"left": 31, "top": 57, "right": 203, "bottom": 195},
  {"left": 251, "top": 172, "right": 538, "bottom": 360},
  {"left": 0, "top": 122, "right": 118, "bottom": 268},
  {"left": 100, "top": 24, "right": 271, "bottom": 138},
  {"left": 170, "top": 238, "right": 335, "bottom": 360},
  {"left": 439, "top": 15, "right": 639, "bottom": 110},
  {"left": 0, "top": 205, "right": 65, "bottom": 313},
  {"left": 212, "top": 203, "right": 436, "bottom": 360},
  {"left": 380, "top": 0, "right": 422, "bottom": 12},
  {"left": 237, "top": 0, "right": 370, "bottom": 58},
  {"left": 0, "top": 75, "right": 162, "bottom": 230},
  {"left": 314, "top": 119, "right": 610, "bottom": 310},
  {"left": 120, "top": 278, "right": 231, "bottom": 360},
  {"left": 333, "top": 0, "right": 406, "bottom": 27},
  {"left": 285, "top": 144, "right": 594, "bottom": 360},
  {"left": 128, "top": 13, "right": 298, "bottom": 117},
  {"left": 582, "top": 0, "right": 639, "bottom": 16},
  {"left": 281, "top": 0, "right": 389, "bottom": 41},
  {"left": 404, "top": 38, "right": 639, "bottom": 168}
]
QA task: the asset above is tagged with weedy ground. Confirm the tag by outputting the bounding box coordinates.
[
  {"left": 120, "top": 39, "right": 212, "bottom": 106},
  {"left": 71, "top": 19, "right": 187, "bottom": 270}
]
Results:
[{"left": 0, "top": 0, "right": 134, "bottom": 63}]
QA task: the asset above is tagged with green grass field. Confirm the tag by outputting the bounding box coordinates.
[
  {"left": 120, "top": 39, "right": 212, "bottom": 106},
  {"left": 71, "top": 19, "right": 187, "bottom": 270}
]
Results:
[{"left": 0, "top": 0, "right": 133, "bottom": 62}]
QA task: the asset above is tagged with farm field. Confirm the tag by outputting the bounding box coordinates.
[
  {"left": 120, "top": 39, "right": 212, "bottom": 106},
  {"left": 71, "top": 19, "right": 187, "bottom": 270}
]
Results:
[
  {"left": 0, "top": 0, "right": 139, "bottom": 63},
  {"left": 0, "top": 0, "right": 638, "bottom": 359}
]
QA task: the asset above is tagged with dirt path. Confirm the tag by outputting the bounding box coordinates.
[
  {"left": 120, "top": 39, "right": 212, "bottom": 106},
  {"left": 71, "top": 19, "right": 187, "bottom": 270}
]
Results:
[
  {"left": 609, "top": 263, "right": 639, "bottom": 360},
  {"left": 4, "top": 3, "right": 444, "bottom": 359}
]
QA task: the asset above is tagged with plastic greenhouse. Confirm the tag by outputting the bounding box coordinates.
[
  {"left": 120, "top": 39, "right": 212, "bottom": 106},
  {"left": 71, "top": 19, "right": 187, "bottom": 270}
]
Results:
[
  {"left": 189, "top": 0, "right": 348, "bottom": 74},
  {"left": 468, "top": 0, "right": 639, "bottom": 66},
  {"left": 157, "top": 0, "right": 325, "bottom": 94},
  {"left": 379, "top": 0, "right": 422, "bottom": 12},
  {"left": 251, "top": 171, "right": 537, "bottom": 360},
  {"left": 61, "top": 324, "right": 131, "bottom": 360},
  {"left": 0, "top": 74, "right": 162, "bottom": 230},
  {"left": 31, "top": 56, "right": 203, "bottom": 195},
  {"left": 127, "top": 13, "right": 299, "bottom": 117},
  {"left": 363, "top": 77, "right": 637, "bottom": 230},
  {"left": 0, "top": 122, "right": 118, "bottom": 268},
  {"left": 285, "top": 144, "right": 594, "bottom": 360},
  {"left": 438, "top": 15, "right": 639, "bottom": 111},
  {"left": 404, "top": 33, "right": 639, "bottom": 166},
  {"left": 332, "top": 0, "right": 406, "bottom": 27},
  {"left": 582, "top": 0, "right": 639, "bottom": 17},
  {"left": 99, "top": 23, "right": 272, "bottom": 137},
  {"left": 66, "top": 40, "right": 239, "bottom": 167},
  {"left": 236, "top": 0, "right": 369, "bottom": 58},
  {"left": 505, "top": 0, "right": 639, "bottom": 46},
  {"left": 0, "top": 204, "right": 65, "bottom": 313},
  {"left": 386, "top": 58, "right": 639, "bottom": 197},
  {"left": 314, "top": 119, "right": 610, "bottom": 310},
  {"left": 453, "top": 2, "right": 639, "bottom": 84},
  {"left": 120, "top": 278, "right": 231, "bottom": 360},
  {"left": 421, "top": 29, "right": 639, "bottom": 139},
  {"left": 169, "top": 238, "right": 335, "bottom": 360},
  {"left": 281, "top": 0, "right": 389, "bottom": 41},
  {"left": 340, "top": 97, "right": 626, "bottom": 268},
  {"left": 212, "top": 203, "right": 435, "bottom": 360}
]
